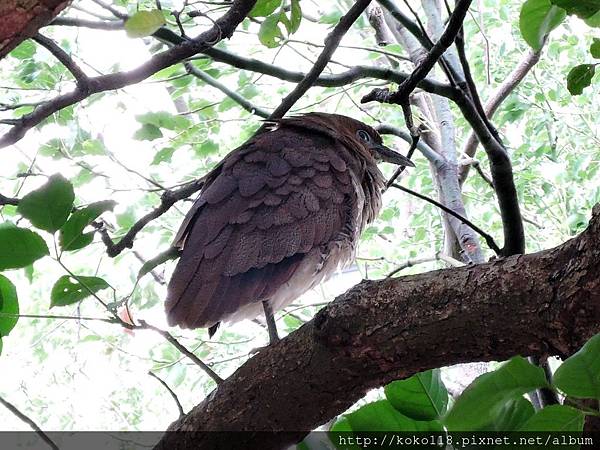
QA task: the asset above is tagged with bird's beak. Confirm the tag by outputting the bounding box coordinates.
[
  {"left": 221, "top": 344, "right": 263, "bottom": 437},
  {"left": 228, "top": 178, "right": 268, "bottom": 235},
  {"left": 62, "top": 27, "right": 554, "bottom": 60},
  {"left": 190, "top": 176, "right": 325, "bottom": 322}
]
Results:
[{"left": 371, "top": 144, "right": 415, "bottom": 167}]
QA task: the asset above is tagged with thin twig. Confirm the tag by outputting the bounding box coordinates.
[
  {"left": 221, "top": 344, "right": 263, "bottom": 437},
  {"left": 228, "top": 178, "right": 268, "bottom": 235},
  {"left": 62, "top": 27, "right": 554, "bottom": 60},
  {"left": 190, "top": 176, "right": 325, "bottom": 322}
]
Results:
[
  {"left": 96, "top": 179, "right": 205, "bottom": 257},
  {"left": 139, "top": 321, "right": 223, "bottom": 384},
  {"left": 0, "top": 395, "right": 59, "bottom": 450},
  {"left": 148, "top": 371, "right": 185, "bottom": 417},
  {"left": 266, "top": 0, "right": 374, "bottom": 122},
  {"left": 391, "top": 183, "right": 501, "bottom": 255}
]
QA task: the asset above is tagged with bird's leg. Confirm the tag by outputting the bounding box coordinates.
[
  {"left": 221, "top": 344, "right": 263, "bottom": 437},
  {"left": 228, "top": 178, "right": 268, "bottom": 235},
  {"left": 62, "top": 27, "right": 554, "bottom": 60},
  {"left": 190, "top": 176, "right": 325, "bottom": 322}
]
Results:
[{"left": 262, "top": 301, "right": 280, "bottom": 345}]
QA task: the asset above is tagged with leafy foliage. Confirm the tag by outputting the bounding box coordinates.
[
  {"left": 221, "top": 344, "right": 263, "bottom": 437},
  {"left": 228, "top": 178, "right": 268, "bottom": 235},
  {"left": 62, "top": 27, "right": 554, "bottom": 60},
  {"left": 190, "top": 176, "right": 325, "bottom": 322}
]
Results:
[
  {"left": 327, "top": 334, "right": 599, "bottom": 441},
  {"left": 17, "top": 174, "right": 74, "bottom": 233},
  {"left": 519, "top": 0, "right": 566, "bottom": 50},
  {"left": 125, "top": 10, "right": 166, "bottom": 38},
  {"left": 553, "top": 334, "right": 600, "bottom": 399},
  {"left": 0, "top": 224, "right": 49, "bottom": 270},
  {"left": 520, "top": 0, "right": 600, "bottom": 93},
  {"left": 59, "top": 201, "right": 116, "bottom": 252},
  {"left": 0, "top": 275, "right": 19, "bottom": 337},
  {"left": 0, "top": 0, "right": 598, "bottom": 433},
  {"left": 50, "top": 275, "right": 110, "bottom": 308}
]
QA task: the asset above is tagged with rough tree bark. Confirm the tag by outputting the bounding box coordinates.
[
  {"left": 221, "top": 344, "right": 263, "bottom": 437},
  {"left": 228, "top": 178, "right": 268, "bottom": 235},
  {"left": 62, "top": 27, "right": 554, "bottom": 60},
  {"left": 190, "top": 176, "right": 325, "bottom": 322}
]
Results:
[
  {"left": 0, "top": 0, "right": 71, "bottom": 58},
  {"left": 154, "top": 205, "right": 600, "bottom": 450}
]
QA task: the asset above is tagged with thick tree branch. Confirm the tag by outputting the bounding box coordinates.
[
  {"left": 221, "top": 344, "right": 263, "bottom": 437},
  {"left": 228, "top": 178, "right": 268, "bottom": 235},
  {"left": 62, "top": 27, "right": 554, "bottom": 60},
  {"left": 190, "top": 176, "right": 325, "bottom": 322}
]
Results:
[
  {"left": 453, "top": 94, "right": 524, "bottom": 255},
  {"left": 155, "top": 205, "right": 600, "bottom": 450},
  {"left": 0, "top": 0, "right": 257, "bottom": 149}
]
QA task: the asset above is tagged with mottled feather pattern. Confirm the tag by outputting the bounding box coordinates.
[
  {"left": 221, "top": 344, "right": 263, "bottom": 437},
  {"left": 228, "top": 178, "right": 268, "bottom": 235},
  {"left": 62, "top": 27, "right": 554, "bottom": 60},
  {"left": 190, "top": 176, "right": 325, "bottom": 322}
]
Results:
[{"left": 166, "top": 113, "right": 389, "bottom": 330}]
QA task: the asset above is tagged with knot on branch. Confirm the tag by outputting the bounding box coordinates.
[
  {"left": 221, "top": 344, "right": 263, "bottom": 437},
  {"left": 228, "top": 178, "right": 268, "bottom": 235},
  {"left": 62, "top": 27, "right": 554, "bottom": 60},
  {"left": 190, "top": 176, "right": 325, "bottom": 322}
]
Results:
[
  {"left": 360, "top": 87, "right": 391, "bottom": 104},
  {"left": 313, "top": 280, "right": 376, "bottom": 348}
]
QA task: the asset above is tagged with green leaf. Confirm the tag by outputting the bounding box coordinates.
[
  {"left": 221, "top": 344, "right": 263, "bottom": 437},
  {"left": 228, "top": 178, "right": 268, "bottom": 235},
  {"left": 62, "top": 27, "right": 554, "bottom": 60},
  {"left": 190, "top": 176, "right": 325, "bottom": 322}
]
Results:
[
  {"left": 290, "top": 0, "right": 302, "bottom": 33},
  {"left": 125, "top": 10, "right": 166, "bottom": 38},
  {"left": 319, "top": 11, "right": 343, "bottom": 24},
  {"left": 550, "top": 0, "right": 600, "bottom": 19},
  {"left": 444, "top": 356, "right": 548, "bottom": 431},
  {"left": 585, "top": 9, "right": 600, "bottom": 26},
  {"left": 553, "top": 333, "right": 600, "bottom": 399},
  {"left": 486, "top": 396, "right": 535, "bottom": 431},
  {"left": 59, "top": 200, "right": 116, "bottom": 252},
  {"left": 0, "top": 224, "right": 49, "bottom": 270},
  {"left": 259, "top": 14, "right": 283, "bottom": 48},
  {"left": 50, "top": 275, "right": 110, "bottom": 308},
  {"left": 134, "top": 123, "right": 163, "bottom": 141},
  {"left": 249, "top": 0, "right": 281, "bottom": 17},
  {"left": 591, "top": 38, "right": 600, "bottom": 58},
  {"left": 151, "top": 147, "right": 176, "bottom": 165},
  {"left": 519, "top": 405, "right": 585, "bottom": 432},
  {"left": 0, "top": 337, "right": 3, "bottom": 356},
  {"left": 136, "top": 111, "right": 190, "bottom": 130},
  {"left": 17, "top": 174, "right": 74, "bottom": 233},
  {"left": 0, "top": 275, "right": 19, "bottom": 336},
  {"left": 384, "top": 369, "right": 448, "bottom": 421},
  {"left": 520, "top": 0, "right": 566, "bottom": 50},
  {"left": 332, "top": 400, "right": 443, "bottom": 433},
  {"left": 566, "top": 64, "right": 596, "bottom": 95},
  {"left": 10, "top": 41, "right": 36, "bottom": 59}
]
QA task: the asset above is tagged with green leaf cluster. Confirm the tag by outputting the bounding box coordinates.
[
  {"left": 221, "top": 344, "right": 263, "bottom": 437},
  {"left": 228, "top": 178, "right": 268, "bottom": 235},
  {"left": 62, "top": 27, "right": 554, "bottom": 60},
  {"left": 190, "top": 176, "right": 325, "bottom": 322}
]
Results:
[
  {"left": 255, "top": 0, "right": 302, "bottom": 48},
  {"left": 327, "top": 334, "right": 600, "bottom": 442},
  {"left": 0, "top": 175, "right": 115, "bottom": 355},
  {"left": 519, "top": 0, "right": 600, "bottom": 95}
]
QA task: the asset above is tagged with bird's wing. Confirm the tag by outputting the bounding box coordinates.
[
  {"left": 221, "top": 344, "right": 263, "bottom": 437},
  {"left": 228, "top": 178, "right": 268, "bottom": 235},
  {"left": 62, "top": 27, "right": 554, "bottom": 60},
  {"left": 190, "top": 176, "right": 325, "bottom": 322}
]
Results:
[{"left": 165, "top": 127, "right": 356, "bottom": 329}]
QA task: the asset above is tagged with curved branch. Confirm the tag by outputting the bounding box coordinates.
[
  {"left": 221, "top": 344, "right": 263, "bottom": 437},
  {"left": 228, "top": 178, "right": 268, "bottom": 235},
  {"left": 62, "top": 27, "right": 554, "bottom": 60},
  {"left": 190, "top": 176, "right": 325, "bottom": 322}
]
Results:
[
  {"left": 97, "top": 179, "right": 205, "bottom": 257},
  {"left": 0, "top": 0, "right": 257, "bottom": 149},
  {"left": 155, "top": 204, "right": 600, "bottom": 450}
]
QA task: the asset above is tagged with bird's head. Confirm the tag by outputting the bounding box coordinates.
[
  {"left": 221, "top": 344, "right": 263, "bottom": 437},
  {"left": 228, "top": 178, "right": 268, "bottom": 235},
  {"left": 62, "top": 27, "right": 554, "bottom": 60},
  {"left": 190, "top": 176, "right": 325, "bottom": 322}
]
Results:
[{"left": 276, "top": 113, "right": 415, "bottom": 168}]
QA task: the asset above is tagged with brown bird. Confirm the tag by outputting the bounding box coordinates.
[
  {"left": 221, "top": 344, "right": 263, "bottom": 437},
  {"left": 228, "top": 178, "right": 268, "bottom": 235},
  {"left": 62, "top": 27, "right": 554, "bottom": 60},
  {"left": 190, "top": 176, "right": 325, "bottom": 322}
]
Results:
[{"left": 165, "top": 113, "right": 414, "bottom": 343}]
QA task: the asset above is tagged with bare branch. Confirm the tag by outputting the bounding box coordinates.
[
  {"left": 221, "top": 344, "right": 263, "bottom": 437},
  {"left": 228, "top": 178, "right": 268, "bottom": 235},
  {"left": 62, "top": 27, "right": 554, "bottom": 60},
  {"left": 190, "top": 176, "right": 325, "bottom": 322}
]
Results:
[
  {"left": 362, "top": 0, "right": 473, "bottom": 105},
  {"left": 32, "top": 33, "right": 89, "bottom": 85},
  {"left": 0, "top": 193, "right": 19, "bottom": 206},
  {"left": 50, "top": 16, "right": 124, "bottom": 30},
  {"left": 139, "top": 321, "right": 224, "bottom": 385},
  {"left": 391, "top": 183, "right": 501, "bottom": 255},
  {"left": 96, "top": 179, "right": 205, "bottom": 257},
  {"left": 0, "top": 395, "right": 59, "bottom": 450},
  {"left": 184, "top": 62, "right": 270, "bottom": 118},
  {"left": 148, "top": 371, "right": 185, "bottom": 418}
]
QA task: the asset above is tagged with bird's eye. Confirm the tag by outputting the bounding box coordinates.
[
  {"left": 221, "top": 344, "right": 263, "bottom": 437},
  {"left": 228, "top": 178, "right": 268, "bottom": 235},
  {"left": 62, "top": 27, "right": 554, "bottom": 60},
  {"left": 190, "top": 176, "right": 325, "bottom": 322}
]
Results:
[{"left": 357, "top": 130, "right": 371, "bottom": 143}]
